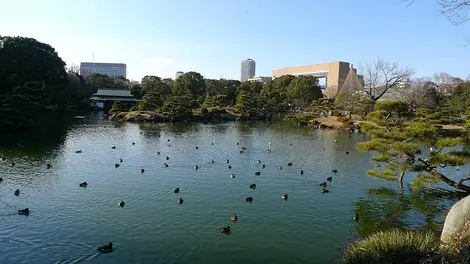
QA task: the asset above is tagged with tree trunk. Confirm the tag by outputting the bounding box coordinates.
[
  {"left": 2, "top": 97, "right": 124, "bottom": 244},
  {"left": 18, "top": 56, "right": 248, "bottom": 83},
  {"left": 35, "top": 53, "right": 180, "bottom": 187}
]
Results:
[
  {"left": 417, "top": 158, "right": 470, "bottom": 193},
  {"left": 399, "top": 169, "right": 406, "bottom": 188}
]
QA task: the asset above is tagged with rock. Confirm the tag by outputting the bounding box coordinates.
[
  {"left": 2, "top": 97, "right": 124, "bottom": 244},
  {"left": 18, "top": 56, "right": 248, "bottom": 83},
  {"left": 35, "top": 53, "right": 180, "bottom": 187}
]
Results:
[{"left": 441, "top": 195, "right": 470, "bottom": 242}]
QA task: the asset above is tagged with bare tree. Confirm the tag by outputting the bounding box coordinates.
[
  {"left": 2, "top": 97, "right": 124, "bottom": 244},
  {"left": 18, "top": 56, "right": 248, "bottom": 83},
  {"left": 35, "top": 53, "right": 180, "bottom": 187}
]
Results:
[
  {"left": 403, "top": 0, "right": 470, "bottom": 25},
  {"left": 67, "top": 63, "right": 80, "bottom": 74},
  {"left": 361, "top": 59, "right": 414, "bottom": 101},
  {"left": 432, "top": 72, "right": 465, "bottom": 94},
  {"left": 404, "top": 78, "right": 442, "bottom": 110}
]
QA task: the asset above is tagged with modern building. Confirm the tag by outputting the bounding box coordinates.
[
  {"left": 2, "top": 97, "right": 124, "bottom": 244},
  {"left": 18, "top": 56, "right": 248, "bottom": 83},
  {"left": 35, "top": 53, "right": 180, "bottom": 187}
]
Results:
[
  {"left": 80, "top": 62, "right": 127, "bottom": 78},
  {"left": 247, "top": 76, "right": 272, "bottom": 84},
  {"left": 90, "top": 89, "right": 139, "bottom": 111},
  {"left": 272, "top": 61, "right": 361, "bottom": 97},
  {"left": 175, "top": 71, "right": 184, "bottom": 79},
  {"left": 241, "top": 58, "right": 256, "bottom": 82}
]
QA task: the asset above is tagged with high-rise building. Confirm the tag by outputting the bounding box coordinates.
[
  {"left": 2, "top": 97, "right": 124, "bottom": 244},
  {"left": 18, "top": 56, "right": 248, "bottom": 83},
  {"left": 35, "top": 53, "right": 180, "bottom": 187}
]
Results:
[
  {"left": 175, "top": 71, "right": 184, "bottom": 79},
  {"left": 80, "top": 62, "right": 127, "bottom": 78},
  {"left": 241, "top": 58, "right": 256, "bottom": 82}
]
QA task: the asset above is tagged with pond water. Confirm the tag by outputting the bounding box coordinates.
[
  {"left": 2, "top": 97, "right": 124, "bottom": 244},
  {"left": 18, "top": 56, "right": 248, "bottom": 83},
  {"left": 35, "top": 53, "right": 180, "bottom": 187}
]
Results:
[{"left": 0, "top": 114, "right": 465, "bottom": 264}]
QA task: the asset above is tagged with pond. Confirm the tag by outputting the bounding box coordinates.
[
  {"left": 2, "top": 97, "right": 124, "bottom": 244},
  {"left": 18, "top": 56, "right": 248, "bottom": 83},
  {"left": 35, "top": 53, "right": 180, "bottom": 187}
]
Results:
[{"left": 0, "top": 114, "right": 464, "bottom": 264}]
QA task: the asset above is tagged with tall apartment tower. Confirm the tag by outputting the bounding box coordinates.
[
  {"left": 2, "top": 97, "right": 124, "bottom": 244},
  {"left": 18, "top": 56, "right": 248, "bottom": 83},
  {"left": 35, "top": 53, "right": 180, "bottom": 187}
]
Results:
[
  {"left": 240, "top": 58, "right": 256, "bottom": 82},
  {"left": 175, "top": 71, "right": 184, "bottom": 79}
]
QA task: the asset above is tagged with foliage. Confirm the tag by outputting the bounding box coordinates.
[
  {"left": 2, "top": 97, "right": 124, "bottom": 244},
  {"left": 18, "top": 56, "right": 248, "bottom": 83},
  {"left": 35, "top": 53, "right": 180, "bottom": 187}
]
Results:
[
  {"left": 161, "top": 95, "right": 194, "bottom": 119},
  {"left": 342, "top": 229, "right": 441, "bottom": 264},
  {"left": 141, "top": 75, "right": 171, "bottom": 96},
  {"left": 86, "top": 73, "right": 128, "bottom": 91},
  {"left": 260, "top": 75, "right": 295, "bottom": 111},
  {"left": 138, "top": 92, "right": 163, "bottom": 111},
  {"left": 129, "top": 83, "right": 143, "bottom": 99},
  {"left": 286, "top": 75, "right": 323, "bottom": 107},
  {"left": 374, "top": 100, "right": 410, "bottom": 116},
  {"left": 335, "top": 92, "right": 373, "bottom": 117},
  {"left": 173, "top": 71, "right": 206, "bottom": 98},
  {"left": 202, "top": 94, "right": 230, "bottom": 108},
  {"left": 449, "top": 83, "right": 470, "bottom": 115},
  {"left": 311, "top": 98, "right": 334, "bottom": 117},
  {"left": 235, "top": 82, "right": 263, "bottom": 116},
  {"left": 109, "top": 101, "right": 132, "bottom": 114}
]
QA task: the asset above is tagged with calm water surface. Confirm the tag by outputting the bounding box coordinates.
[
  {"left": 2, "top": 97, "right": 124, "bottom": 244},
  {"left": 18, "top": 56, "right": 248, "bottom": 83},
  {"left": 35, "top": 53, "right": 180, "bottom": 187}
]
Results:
[{"left": 0, "top": 115, "right": 465, "bottom": 264}]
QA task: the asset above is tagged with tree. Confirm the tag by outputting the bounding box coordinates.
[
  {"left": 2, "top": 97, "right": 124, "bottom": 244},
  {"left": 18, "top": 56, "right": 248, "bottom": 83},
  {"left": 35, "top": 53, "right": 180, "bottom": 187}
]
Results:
[
  {"left": 173, "top": 71, "right": 206, "bottom": 98},
  {"left": 286, "top": 75, "right": 323, "bottom": 107},
  {"left": 235, "top": 81, "right": 263, "bottom": 116},
  {"left": 161, "top": 95, "right": 194, "bottom": 119},
  {"left": 311, "top": 98, "right": 335, "bottom": 118},
  {"left": 129, "top": 83, "right": 143, "bottom": 99},
  {"left": 404, "top": 78, "right": 442, "bottom": 110},
  {"left": 260, "top": 75, "right": 295, "bottom": 111},
  {"left": 86, "top": 73, "right": 128, "bottom": 91},
  {"left": 141, "top": 75, "right": 172, "bottom": 96},
  {"left": 357, "top": 103, "right": 470, "bottom": 193},
  {"left": 138, "top": 92, "right": 163, "bottom": 111},
  {"left": 109, "top": 101, "right": 132, "bottom": 114},
  {"left": 335, "top": 92, "right": 374, "bottom": 118},
  {"left": 0, "top": 36, "right": 67, "bottom": 103},
  {"left": 403, "top": 0, "right": 470, "bottom": 25},
  {"left": 162, "top": 78, "right": 174, "bottom": 89},
  {"left": 361, "top": 59, "right": 414, "bottom": 101},
  {"left": 448, "top": 82, "right": 470, "bottom": 114},
  {"left": 432, "top": 72, "right": 464, "bottom": 94}
]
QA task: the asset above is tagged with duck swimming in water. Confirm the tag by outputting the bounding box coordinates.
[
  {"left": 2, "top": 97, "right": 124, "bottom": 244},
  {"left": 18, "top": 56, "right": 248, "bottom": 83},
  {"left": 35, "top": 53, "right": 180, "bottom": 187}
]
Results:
[
  {"left": 75, "top": 150, "right": 82, "bottom": 153},
  {"left": 195, "top": 146, "right": 199, "bottom": 149},
  {"left": 118, "top": 201, "right": 125, "bottom": 207},
  {"left": 0, "top": 177, "right": 3, "bottom": 183},
  {"left": 262, "top": 164, "right": 266, "bottom": 169},
  {"left": 219, "top": 226, "right": 231, "bottom": 233},
  {"left": 332, "top": 169, "right": 338, "bottom": 173},
  {"left": 47, "top": 164, "right": 52, "bottom": 169},
  {"left": 320, "top": 182, "right": 327, "bottom": 187},
  {"left": 14, "top": 189, "right": 20, "bottom": 196},
  {"left": 228, "top": 165, "right": 232, "bottom": 169},
  {"left": 1, "top": 157, "right": 5, "bottom": 161},
  {"left": 163, "top": 163, "right": 168, "bottom": 168},
  {"left": 249, "top": 183, "right": 256, "bottom": 189},
  {"left": 18, "top": 208, "right": 30, "bottom": 215},
  {"left": 132, "top": 142, "right": 135, "bottom": 145},
  {"left": 231, "top": 214, "right": 238, "bottom": 221},
  {"left": 257, "top": 160, "right": 261, "bottom": 164},
  {"left": 211, "top": 160, "right": 215, "bottom": 164},
  {"left": 194, "top": 165, "right": 199, "bottom": 170},
  {"left": 111, "top": 146, "right": 116, "bottom": 149},
  {"left": 300, "top": 170, "right": 304, "bottom": 175},
  {"left": 287, "top": 162, "right": 293, "bottom": 167},
  {"left": 141, "top": 169, "right": 145, "bottom": 173},
  {"left": 11, "top": 162, "right": 15, "bottom": 167},
  {"left": 174, "top": 188, "right": 180, "bottom": 193},
  {"left": 239, "top": 150, "right": 244, "bottom": 154},
  {"left": 226, "top": 159, "right": 230, "bottom": 164},
  {"left": 231, "top": 174, "right": 235, "bottom": 178},
  {"left": 327, "top": 176, "right": 332, "bottom": 182},
  {"left": 255, "top": 171, "right": 261, "bottom": 176},
  {"left": 115, "top": 163, "right": 120, "bottom": 168},
  {"left": 321, "top": 188, "right": 329, "bottom": 194},
  {"left": 97, "top": 242, "right": 114, "bottom": 253},
  {"left": 281, "top": 194, "right": 288, "bottom": 200},
  {"left": 246, "top": 196, "right": 253, "bottom": 203},
  {"left": 177, "top": 197, "right": 184, "bottom": 204},
  {"left": 353, "top": 214, "right": 359, "bottom": 221},
  {"left": 157, "top": 152, "right": 160, "bottom": 155},
  {"left": 279, "top": 166, "right": 283, "bottom": 170},
  {"left": 166, "top": 156, "right": 170, "bottom": 160},
  {"left": 346, "top": 151, "right": 350, "bottom": 155},
  {"left": 79, "top": 182, "right": 88, "bottom": 188}
]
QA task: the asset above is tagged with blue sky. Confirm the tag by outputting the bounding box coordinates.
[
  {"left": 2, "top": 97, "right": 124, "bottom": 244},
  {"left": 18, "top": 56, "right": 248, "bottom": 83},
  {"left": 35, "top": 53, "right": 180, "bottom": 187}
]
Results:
[{"left": 1, "top": 0, "right": 470, "bottom": 81}]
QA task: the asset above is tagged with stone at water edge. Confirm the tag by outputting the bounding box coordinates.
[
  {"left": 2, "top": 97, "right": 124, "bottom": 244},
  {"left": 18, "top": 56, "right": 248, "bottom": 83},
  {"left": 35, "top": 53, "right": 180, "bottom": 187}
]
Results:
[{"left": 441, "top": 195, "right": 470, "bottom": 243}]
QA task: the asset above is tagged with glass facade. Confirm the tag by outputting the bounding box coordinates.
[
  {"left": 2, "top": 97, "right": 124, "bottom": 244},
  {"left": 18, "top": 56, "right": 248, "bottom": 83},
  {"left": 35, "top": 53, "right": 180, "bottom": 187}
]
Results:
[
  {"left": 240, "top": 59, "right": 256, "bottom": 82},
  {"left": 80, "top": 62, "right": 127, "bottom": 78}
]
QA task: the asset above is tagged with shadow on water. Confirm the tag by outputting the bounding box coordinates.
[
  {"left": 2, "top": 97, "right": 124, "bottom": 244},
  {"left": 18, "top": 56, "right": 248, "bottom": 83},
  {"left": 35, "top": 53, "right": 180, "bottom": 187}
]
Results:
[{"left": 353, "top": 186, "right": 465, "bottom": 238}]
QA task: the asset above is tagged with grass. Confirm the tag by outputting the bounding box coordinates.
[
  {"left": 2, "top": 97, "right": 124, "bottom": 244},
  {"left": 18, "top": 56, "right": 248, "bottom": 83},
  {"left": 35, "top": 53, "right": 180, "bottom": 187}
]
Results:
[{"left": 342, "top": 229, "right": 442, "bottom": 264}]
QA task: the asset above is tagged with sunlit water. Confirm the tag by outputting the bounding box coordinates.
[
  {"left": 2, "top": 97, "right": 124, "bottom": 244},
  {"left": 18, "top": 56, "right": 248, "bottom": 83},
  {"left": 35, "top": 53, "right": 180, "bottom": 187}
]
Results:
[{"left": 0, "top": 115, "right": 465, "bottom": 264}]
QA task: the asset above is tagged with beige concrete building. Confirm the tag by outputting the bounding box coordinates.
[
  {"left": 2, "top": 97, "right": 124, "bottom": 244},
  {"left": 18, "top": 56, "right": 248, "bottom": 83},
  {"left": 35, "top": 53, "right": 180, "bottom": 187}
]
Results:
[
  {"left": 247, "top": 76, "right": 272, "bottom": 84},
  {"left": 272, "top": 61, "right": 361, "bottom": 97}
]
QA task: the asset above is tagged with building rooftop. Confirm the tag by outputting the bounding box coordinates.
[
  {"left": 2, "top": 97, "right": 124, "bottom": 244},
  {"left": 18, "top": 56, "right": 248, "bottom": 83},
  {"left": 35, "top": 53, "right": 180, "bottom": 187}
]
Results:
[{"left": 90, "top": 89, "right": 139, "bottom": 101}]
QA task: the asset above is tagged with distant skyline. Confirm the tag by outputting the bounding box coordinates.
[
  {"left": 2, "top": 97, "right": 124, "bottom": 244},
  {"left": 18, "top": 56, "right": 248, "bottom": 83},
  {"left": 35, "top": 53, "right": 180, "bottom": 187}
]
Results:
[{"left": 2, "top": 0, "right": 470, "bottom": 81}]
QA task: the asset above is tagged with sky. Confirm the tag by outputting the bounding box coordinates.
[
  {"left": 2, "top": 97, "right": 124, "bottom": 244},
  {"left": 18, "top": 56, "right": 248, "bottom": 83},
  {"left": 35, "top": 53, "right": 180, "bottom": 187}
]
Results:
[{"left": 1, "top": 0, "right": 470, "bottom": 82}]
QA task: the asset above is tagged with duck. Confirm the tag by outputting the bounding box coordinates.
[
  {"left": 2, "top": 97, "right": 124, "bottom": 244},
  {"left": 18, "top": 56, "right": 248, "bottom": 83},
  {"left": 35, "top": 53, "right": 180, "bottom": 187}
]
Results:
[
  {"left": 195, "top": 146, "right": 199, "bottom": 149},
  {"left": 257, "top": 160, "right": 261, "bottom": 164},
  {"left": 327, "top": 177, "right": 333, "bottom": 182},
  {"left": 249, "top": 183, "right": 256, "bottom": 189},
  {"left": 255, "top": 171, "right": 261, "bottom": 176},
  {"left": 119, "top": 158, "right": 123, "bottom": 163},
  {"left": 211, "top": 143, "right": 214, "bottom": 145},
  {"left": 167, "top": 139, "right": 170, "bottom": 142},
  {"left": 47, "top": 164, "right": 52, "bottom": 169},
  {"left": 18, "top": 208, "right": 30, "bottom": 215},
  {"left": 166, "top": 156, "right": 170, "bottom": 160},
  {"left": 290, "top": 143, "right": 293, "bottom": 146},
  {"left": 118, "top": 201, "right": 125, "bottom": 207},
  {"left": 456, "top": 167, "right": 460, "bottom": 171},
  {"left": 157, "top": 152, "right": 160, "bottom": 155},
  {"left": 242, "top": 147, "right": 247, "bottom": 150},
  {"left": 262, "top": 164, "right": 266, "bottom": 169},
  {"left": 0, "top": 177, "right": 3, "bottom": 183},
  {"left": 111, "top": 146, "right": 116, "bottom": 149},
  {"left": 132, "top": 142, "right": 135, "bottom": 145},
  {"left": 281, "top": 194, "right": 288, "bottom": 200},
  {"left": 174, "top": 188, "right": 180, "bottom": 193},
  {"left": 163, "top": 163, "right": 168, "bottom": 168},
  {"left": 219, "top": 226, "right": 231, "bottom": 233},
  {"left": 75, "top": 150, "right": 82, "bottom": 153},
  {"left": 231, "top": 214, "right": 238, "bottom": 221},
  {"left": 231, "top": 174, "right": 235, "bottom": 178},
  {"left": 240, "top": 150, "right": 244, "bottom": 154},
  {"left": 177, "top": 197, "right": 184, "bottom": 204},
  {"left": 1, "top": 157, "right": 5, "bottom": 161},
  {"left": 322, "top": 148, "right": 325, "bottom": 151},
  {"left": 332, "top": 169, "right": 338, "bottom": 173},
  {"left": 279, "top": 166, "right": 283, "bottom": 170},
  {"left": 287, "top": 162, "right": 293, "bottom": 167},
  {"left": 320, "top": 182, "right": 327, "bottom": 187},
  {"left": 236, "top": 142, "right": 239, "bottom": 145},
  {"left": 246, "top": 196, "right": 253, "bottom": 203},
  {"left": 300, "top": 170, "right": 304, "bottom": 175},
  {"left": 353, "top": 213, "right": 359, "bottom": 221},
  {"left": 115, "top": 163, "right": 120, "bottom": 168},
  {"left": 321, "top": 188, "right": 329, "bottom": 194},
  {"left": 346, "top": 151, "right": 350, "bottom": 155},
  {"left": 14, "top": 189, "right": 20, "bottom": 196},
  {"left": 226, "top": 159, "right": 230, "bottom": 164},
  {"left": 79, "top": 182, "right": 88, "bottom": 188},
  {"left": 194, "top": 165, "right": 199, "bottom": 170},
  {"left": 11, "top": 162, "right": 15, "bottom": 167},
  {"left": 211, "top": 160, "right": 215, "bottom": 164},
  {"left": 97, "top": 242, "right": 114, "bottom": 253},
  {"left": 141, "top": 169, "right": 145, "bottom": 173},
  {"left": 228, "top": 165, "right": 232, "bottom": 169}
]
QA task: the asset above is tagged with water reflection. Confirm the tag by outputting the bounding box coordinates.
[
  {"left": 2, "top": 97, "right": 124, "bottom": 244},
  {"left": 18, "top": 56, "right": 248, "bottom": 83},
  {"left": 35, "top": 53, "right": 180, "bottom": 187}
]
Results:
[{"left": 354, "top": 187, "right": 463, "bottom": 238}]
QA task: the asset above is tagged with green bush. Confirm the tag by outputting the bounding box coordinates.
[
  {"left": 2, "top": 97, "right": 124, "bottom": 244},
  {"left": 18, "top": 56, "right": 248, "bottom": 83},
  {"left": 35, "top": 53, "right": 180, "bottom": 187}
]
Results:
[
  {"left": 207, "top": 106, "right": 226, "bottom": 113},
  {"left": 342, "top": 230, "right": 441, "bottom": 264},
  {"left": 333, "top": 111, "right": 343, "bottom": 117},
  {"left": 374, "top": 100, "right": 409, "bottom": 116},
  {"left": 200, "top": 107, "right": 208, "bottom": 114}
]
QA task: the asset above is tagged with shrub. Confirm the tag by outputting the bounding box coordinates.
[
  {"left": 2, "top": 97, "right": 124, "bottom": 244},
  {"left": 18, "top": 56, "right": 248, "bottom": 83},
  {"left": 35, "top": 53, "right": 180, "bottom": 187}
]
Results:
[
  {"left": 294, "top": 114, "right": 314, "bottom": 122},
  {"left": 342, "top": 229, "right": 441, "bottom": 264},
  {"left": 200, "top": 107, "right": 208, "bottom": 114},
  {"left": 374, "top": 100, "right": 409, "bottom": 116},
  {"left": 333, "top": 111, "right": 343, "bottom": 117}
]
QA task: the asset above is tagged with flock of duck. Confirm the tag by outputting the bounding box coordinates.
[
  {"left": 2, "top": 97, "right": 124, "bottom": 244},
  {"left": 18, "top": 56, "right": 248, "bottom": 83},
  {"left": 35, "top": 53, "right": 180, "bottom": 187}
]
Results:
[{"left": 1, "top": 133, "right": 360, "bottom": 254}]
